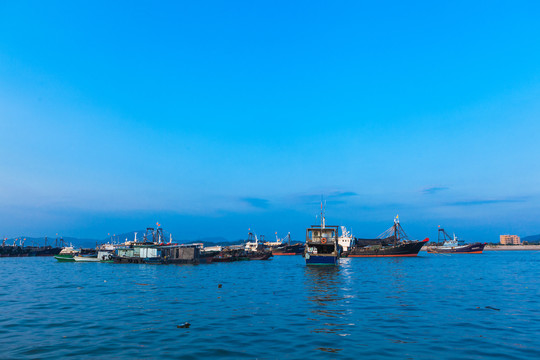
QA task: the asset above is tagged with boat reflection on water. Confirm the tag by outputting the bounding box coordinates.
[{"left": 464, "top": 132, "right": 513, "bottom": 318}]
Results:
[
  {"left": 305, "top": 266, "right": 343, "bottom": 309},
  {"left": 303, "top": 266, "right": 355, "bottom": 354}
]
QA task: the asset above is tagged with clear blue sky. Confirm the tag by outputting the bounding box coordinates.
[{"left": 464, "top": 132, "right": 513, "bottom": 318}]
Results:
[{"left": 1, "top": 0, "right": 539, "bottom": 242}]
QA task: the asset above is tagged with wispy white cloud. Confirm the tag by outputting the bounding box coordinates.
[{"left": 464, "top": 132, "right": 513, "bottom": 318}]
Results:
[
  {"left": 422, "top": 186, "right": 449, "bottom": 195},
  {"left": 445, "top": 198, "right": 527, "bottom": 206},
  {"left": 241, "top": 197, "right": 270, "bottom": 209}
]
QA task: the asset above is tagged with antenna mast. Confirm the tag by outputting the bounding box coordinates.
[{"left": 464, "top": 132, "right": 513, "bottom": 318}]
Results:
[{"left": 321, "top": 200, "right": 326, "bottom": 229}]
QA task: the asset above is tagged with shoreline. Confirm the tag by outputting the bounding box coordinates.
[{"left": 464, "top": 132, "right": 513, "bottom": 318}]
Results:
[
  {"left": 484, "top": 245, "right": 540, "bottom": 251},
  {"left": 421, "top": 245, "right": 540, "bottom": 251}
]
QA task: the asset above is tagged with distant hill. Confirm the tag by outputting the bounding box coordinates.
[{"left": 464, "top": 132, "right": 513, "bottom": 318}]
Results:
[
  {"left": 104, "top": 230, "right": 146, "bottom": 244},
  {"left": 103, "top": 232, "right": 241, "bottom": 246},
  {"left": 5, "top": 233, "right": 245, "bottom": 249},
  {"left": 193, "top": 237, "right": 244, "bottom": 247},
  {"left": 522, "top": 234, "right": 540, "bottom": 243}
]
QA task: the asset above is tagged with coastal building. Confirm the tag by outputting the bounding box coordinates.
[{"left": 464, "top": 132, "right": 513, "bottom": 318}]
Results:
[{"left": 500, "top": 235, "right": 521, "bottom": 245}]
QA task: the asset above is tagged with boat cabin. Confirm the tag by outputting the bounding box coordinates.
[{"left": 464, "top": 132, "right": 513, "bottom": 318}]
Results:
[
  {"left": 306, "top": 225, "right": 339, "bottom": 255},
  {"left": 160, "top": 244, "right": 200, "bottom": 263},
  {"left": 116, "top": 245, "right": 162, "bottom": 259}
]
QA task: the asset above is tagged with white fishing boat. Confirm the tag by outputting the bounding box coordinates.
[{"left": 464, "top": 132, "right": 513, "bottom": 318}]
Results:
[
  {"left": 264, "top": 232, "right": 286, "bottom": 248},
  {"left": 244, "top": 231, "right": 264, "bottom": 252},
  {"left": 338, "top": 226, "right": 354, "bottom": 252},
  {"left": 54, "top": 246, "right": 78, "bottom": 261},
  {"left": 426, "top": 227, "right": 486, "bottom": 254}
]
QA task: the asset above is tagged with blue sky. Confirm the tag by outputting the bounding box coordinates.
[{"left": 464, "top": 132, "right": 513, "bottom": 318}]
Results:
[{"left": 1, "top": 1, "right": 540, "bottom": 242}]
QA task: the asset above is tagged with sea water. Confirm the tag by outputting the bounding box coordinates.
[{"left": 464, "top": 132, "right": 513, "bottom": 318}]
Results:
[{"left": 0, "top": 252, "right": 538, "bottom": 359}]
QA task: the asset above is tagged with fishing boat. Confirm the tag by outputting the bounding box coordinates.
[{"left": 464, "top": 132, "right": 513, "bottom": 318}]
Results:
[
  {"left": 337, "top": 226, "right": 354, "bottom": 252},
  {"left": 426, "top": 227, "right": 486, "bottom": 254},
  {"left": 244, "top": 231, "right": 263, "bottom": 252},
  {"left": 1, "top": 238, "right": 27, "bottom": 257},
  {"left": 343, "top": 216, "right": 428, "bottom": 257},
  {"left": 263, "top": 233, "right": 283, "bottom": 248},
  {"left": 304, "top": 204, "right": 340, "bottom": 265},
  {"left": 199, "top": 249, "right": 218, "bottom": 264},
  {"left": 244, "top": 231, "right": 273, "bottom": 260},
  {"left": 54, "top": 246, "right": 78, "bottom": 262},
  {"left": 212, "top": 246, "right": 249, "bottom": 262},
  {"left": 271, "top": 233, "right": 305, "bottom": 255},
  {"left": 1, "top": 237, "right": 61, "bottom": 257}
]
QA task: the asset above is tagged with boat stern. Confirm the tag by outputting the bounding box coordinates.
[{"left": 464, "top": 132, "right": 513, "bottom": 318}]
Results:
[{"left": 304, "top": 253, "right": 338, "bottom": 266}]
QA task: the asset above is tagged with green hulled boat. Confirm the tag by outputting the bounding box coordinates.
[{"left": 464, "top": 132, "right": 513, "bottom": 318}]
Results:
[{"left": 54, "top": 247, "right": 77, "bottom": 262}]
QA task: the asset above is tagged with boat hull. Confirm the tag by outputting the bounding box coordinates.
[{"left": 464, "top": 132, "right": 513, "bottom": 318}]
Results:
[
  {"left": 427, "top": 242, "right": 486, "bottom": 254},
  {"left": 54, "top": 255, "right": 75, "bottom": 262},
  {"left": 247, "top": 253, "right": 273, "bottom": 260},
  {"left": 198, "top": 256, "right": 214, "bottom": 264},
  {"left": 344, "top": 240, "right": 427, "bottom": 258},
  {"left": 271, "top": 244, "right": 305, "bottom": 256},
  {"left": 73, "top": 256, "right": 100, "bottom": 262},
  {"left": 143, "top": 257, "right": 165, "bottom": 265},
  {"left": 1, "top": 246, "right": 62, "bottom": 257},
  {"left": 305, "top": 254, "right": 339, "bottom": 265}
]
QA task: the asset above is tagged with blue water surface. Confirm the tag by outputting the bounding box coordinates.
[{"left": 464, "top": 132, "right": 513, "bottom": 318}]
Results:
[{"left": 0, "top": 251, "right": 539, "bottom": 359}]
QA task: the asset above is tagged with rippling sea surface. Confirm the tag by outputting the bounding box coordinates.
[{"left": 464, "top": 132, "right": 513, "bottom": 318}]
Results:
[{"left": 1, "top": 251, "right": 539, "bottom": 359}]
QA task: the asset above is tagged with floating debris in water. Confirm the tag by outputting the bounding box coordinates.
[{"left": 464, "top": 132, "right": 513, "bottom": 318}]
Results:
[
  {"left": 218, "top": 284, "right": 222, "bottom": 288},
  {"left": 485, "top": 306, "right": 500, "bottom": 311},
  {"left": 177, "top": 322, "right": 191, "bottom": 328},
  {"left": 135, "top": 283, "right": 149, "bottom": 286},
  {"left": 316, "top": 347, "right": 341, "bottom": 353}
]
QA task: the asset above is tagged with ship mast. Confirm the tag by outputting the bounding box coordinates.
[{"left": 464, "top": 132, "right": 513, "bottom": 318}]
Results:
[
  {"left": 321, "top": 201, "right": 326, "bottom": 229},
  {"left": 394, "top": 216, "right": 399, "bottom": 243}
]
